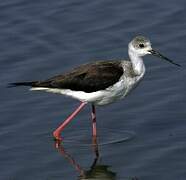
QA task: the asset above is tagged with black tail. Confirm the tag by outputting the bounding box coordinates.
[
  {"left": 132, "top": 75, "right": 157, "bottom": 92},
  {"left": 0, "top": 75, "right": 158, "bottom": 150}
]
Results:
[{"left": 8, "top": 81, "right": 38, "bottom": 88}]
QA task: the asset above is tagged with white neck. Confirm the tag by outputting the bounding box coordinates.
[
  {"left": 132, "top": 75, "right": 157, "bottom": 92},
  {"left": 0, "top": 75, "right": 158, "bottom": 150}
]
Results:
[{"left": 128, "top": 45, "right": 145, "bottom": 76}]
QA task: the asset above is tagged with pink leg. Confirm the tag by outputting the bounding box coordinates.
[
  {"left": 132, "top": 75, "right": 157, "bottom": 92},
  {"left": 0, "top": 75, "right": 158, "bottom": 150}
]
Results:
[
  {"left": 53, "top": 102, "right": 87, "bottom": 141},
  {"left": 91, "top": 104, "right": 97, "bottom": 138}
]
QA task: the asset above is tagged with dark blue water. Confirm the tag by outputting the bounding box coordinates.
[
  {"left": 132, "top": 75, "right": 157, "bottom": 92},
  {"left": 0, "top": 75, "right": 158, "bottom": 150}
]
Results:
[{"left": 1, "top": 0, "right": 186, "bottom": 179}]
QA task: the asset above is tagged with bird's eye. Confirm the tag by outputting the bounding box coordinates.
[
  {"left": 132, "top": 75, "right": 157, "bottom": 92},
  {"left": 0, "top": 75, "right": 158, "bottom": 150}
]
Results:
[{"left": 139, "top": 43, "right": 145, "bottom": 48}]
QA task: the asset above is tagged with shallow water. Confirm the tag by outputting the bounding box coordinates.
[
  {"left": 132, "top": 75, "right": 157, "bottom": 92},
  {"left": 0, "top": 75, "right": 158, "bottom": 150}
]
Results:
[{"left": 0, "top": 0, "right": 186, "bottom": 179}]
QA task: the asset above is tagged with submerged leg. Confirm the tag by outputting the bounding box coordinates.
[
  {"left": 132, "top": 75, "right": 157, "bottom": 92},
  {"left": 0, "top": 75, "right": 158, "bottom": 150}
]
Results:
[
  {"left": 91, "top": 104, "right": 97, "bottom": 139},
  {"left": 53, "top": 102, "right": 87, "bottom": 141}
]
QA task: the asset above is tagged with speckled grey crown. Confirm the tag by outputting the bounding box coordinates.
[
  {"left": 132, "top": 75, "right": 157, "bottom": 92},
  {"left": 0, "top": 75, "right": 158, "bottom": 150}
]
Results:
[{"left": 131, "top": 36, "right": 150, "bottom": 48}]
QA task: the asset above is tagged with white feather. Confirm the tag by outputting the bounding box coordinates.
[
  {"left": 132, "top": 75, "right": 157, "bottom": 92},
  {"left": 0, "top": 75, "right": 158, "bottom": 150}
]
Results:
[{"left": 30, "top": 62, "right": 145, "bottom": 106}]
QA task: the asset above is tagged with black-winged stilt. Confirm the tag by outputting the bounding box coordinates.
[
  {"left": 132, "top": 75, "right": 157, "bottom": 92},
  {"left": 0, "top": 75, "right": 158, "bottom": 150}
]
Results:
[{"left": 10, "top": 36, "right": 180, "bottom": 143}]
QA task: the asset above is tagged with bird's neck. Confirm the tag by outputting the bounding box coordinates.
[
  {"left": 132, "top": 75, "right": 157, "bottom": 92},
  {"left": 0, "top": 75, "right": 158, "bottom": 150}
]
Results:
[{"left": 128, "top": 49, "right": 145, "bottom": 76}]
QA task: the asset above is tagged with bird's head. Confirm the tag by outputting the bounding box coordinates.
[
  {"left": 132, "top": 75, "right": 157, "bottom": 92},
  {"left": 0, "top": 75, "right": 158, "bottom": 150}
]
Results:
[{"left": 128, "top": 36, "right": 180, "bottom": 67}]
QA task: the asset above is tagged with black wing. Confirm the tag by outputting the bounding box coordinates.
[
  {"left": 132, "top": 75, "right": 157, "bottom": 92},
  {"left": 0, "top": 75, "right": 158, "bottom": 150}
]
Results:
[{"left": 33, "top": 61, "right": 123, "bottom": 93}]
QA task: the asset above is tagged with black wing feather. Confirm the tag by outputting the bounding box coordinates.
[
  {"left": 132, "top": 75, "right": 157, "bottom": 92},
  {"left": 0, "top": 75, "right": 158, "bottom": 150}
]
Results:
[{"left": 35, "top": 61, "right": 124, "bottom": 93}]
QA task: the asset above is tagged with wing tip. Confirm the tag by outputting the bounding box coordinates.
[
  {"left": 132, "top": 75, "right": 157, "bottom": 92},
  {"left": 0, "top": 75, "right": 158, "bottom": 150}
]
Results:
[{"left": 7, "top": 81, "right": 38, "bottom": 88}]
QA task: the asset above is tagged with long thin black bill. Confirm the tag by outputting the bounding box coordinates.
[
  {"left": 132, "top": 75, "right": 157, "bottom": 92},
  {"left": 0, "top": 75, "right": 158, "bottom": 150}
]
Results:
[{"left": 149, "top": 49, "right": 181, "bottom": 67}]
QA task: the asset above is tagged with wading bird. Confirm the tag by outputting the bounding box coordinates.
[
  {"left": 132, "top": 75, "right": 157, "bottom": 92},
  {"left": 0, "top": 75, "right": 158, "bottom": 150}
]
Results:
[{"left": 10, "top": 36, "right": 180, "bottom": 142}]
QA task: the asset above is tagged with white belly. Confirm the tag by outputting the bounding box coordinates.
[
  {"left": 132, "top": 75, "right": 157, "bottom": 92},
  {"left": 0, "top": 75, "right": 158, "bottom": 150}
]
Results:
[{"left": 31, "top": 74, "right": 143, "bottom": 106}]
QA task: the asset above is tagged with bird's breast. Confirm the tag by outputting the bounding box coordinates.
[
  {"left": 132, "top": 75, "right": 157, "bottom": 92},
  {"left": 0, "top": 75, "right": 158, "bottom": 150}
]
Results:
[{"left": 93, "top": 76, "right": 134, "bottom": 106}]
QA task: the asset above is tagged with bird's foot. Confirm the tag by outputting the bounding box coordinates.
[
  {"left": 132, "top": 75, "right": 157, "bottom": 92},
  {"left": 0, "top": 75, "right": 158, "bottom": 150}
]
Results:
[
  {"left": 53, "top": 131, "right": 63, "bottom": 148},
  {"left": 53, "top": 131, "right": 62, "bottom": 140}
]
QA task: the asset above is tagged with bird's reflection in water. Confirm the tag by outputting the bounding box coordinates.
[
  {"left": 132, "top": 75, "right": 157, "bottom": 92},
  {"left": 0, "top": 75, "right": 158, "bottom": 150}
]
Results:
[{"left": 55, "top": 137, "right": 116, "bottom": 180}]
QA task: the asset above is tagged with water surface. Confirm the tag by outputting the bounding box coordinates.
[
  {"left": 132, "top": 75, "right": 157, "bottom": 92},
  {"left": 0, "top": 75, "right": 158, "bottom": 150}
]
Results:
[{"left": 0, "top": 0, "right": 186, "bottom": 179}]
